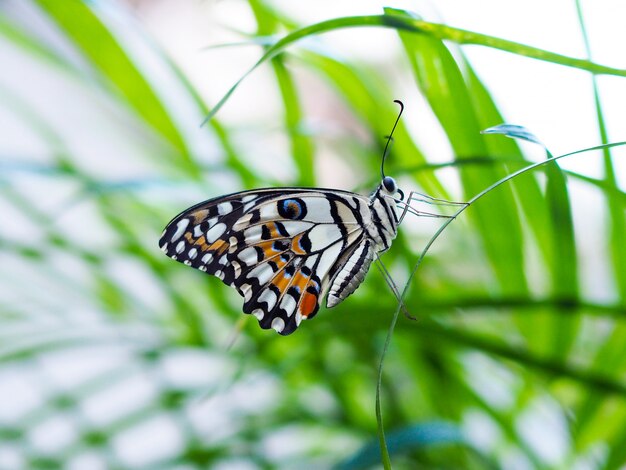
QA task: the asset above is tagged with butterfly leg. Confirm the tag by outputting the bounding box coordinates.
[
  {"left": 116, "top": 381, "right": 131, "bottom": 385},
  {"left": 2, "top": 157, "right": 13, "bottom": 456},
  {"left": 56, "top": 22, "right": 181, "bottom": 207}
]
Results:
[
  {"left": 396, "top": 200, "right": 457, "bottom": 220},
  {"left": 404, "top": 190, "right": 467, "bottom": 207},
  {"left": 374, "top": 254, "right": 416, "bottom": 321},
  {"left": 396, "top": 192, "right": 468, "bottom": 224}
]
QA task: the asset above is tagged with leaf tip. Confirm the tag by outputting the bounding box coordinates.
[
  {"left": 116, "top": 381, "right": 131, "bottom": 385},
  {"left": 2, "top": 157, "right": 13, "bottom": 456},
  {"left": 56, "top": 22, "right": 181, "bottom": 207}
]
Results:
[{"left": 482, "top": 123, "right": 545, "bottom": 147}]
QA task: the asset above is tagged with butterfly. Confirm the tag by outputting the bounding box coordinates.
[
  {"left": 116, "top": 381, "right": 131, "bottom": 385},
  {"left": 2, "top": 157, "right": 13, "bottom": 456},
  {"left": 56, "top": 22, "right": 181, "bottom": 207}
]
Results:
[{"left": 159, "top": 101, "right": 429, "bottom": 335}]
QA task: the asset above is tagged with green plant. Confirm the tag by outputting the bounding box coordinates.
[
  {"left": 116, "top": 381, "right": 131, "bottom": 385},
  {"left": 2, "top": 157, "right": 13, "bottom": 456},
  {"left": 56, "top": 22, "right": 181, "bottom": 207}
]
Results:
[{"left": 1, "top": 1, "right": 625, "bottom": 468}]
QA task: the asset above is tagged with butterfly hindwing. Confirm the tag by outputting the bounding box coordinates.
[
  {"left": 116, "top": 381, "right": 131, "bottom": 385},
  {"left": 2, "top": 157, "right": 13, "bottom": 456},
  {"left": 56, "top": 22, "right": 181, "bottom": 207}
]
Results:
[{"left": 159, "top": 188, "right": 369, "bottom": 334}]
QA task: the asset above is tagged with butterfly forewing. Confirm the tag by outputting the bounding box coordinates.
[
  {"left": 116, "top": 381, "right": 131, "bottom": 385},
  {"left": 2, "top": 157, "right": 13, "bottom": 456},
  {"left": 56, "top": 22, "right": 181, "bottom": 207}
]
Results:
[{"left": 159, "top": 188, "right": 371, "bottom": 335}]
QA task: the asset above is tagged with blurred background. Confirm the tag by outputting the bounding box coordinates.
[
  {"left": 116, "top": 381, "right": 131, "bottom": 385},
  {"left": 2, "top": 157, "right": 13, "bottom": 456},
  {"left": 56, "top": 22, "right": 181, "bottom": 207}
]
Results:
[{"left": 1, "top": 0, "right": 626, "bottom": 468}]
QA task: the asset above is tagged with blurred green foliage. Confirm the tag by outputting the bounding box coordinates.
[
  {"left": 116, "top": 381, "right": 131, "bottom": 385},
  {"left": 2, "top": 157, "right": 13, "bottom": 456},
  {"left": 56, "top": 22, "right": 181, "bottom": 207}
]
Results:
[{"left": 1, "top": 0, "right": 626, "bottom": 469}]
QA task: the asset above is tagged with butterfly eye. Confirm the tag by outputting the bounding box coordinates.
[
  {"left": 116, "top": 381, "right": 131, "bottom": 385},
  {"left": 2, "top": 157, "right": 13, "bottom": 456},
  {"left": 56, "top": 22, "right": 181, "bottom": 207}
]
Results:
[
  {"left": 382, "top": 176, "right": 397, "bottom": 194},
  {"left": 278, "top": 198, "right": 307, "bottom": 220}
]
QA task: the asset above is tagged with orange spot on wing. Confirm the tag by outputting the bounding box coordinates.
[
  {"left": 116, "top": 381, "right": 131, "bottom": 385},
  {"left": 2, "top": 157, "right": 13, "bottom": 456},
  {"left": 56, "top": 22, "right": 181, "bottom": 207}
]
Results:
[
  {"left": 300, "top": 291, "right": 318, "bottom": 318},
  {"left": 192, "top": 209, "right": 209, "bottom": 224},
  {"left": 255, "top": 240, "right": 281, "bottom": 260},
  {"left": 291, "top": 271, "right": 310, "bottom": 293},
  {"left": 266, "top": 222, "right": 285, "bottom": 239},
  {"left": 207, "top": 239, "right": 229, "bottom": 255},
  {"left": 273, "top": 272, "right": 292, "bottom": 293},
  {"left": 274, "top": 256, "right": 289, "bottom": 271},
  {"left": 266, "top": 222, "right": 276, "bottom": 238},
  {"left": 291, "top": 233, "right": 307, "bottom": 255},
  {"left": 184, "top": 232, "right": 212, "bottom": 252},
  {"left": 194, "top": 235, "right": 209, "bottom": 251},
  {"left": 182, "top": 230, "right": 227, "bottom": 254}
]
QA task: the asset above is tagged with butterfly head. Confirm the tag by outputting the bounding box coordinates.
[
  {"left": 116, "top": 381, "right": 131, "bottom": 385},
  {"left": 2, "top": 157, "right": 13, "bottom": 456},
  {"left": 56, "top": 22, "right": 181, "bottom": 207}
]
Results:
[
  {"left": 381, "top": 175, "right": 404, "bottom": 200},
  {"left": 382, "top": 176, "right": 397, "bottom": 194}
]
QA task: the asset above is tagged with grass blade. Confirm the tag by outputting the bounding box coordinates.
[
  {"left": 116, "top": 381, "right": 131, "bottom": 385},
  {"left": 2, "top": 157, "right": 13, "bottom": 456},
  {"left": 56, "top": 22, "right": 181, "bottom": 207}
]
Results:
[
  {"left": 250, "top": 0, "right": 315, "bottom": 185},
  {"left": 390, "top": 7, "right": 527, "bottom": 296},
  {"left": 202, "top": 13, "right": 626, "bottom": 124},
  {"left": 34, "top": 0, "right": 201, "bottom": 176}
]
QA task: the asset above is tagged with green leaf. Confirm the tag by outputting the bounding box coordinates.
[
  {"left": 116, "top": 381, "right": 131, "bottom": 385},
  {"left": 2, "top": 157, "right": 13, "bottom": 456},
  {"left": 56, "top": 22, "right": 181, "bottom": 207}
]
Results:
[
  {"left": 202, "top": 13, "right": 626, "bottom": 124},
  {"left": 250, "top": 0, "right": 315, "bottom": 185},
  {"left": 544, "top": 161, "right": 579, "bottom": 355},
  {"left": 389, "top": 7, "right": 527, "bottom": 296},
  {"left": 482, "top": 124, "right": 545, "bottom": 146},
  {"left": 34, "top": 0, "right": 201, "bottom": 176},
  {"left": 299, "top": 50, "right": 446, "bottom": 196}
]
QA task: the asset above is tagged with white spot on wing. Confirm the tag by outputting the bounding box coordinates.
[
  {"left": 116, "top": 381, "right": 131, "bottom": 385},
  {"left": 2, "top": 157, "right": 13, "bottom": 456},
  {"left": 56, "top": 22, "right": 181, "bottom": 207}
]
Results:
[
  {"left": 304, "top": 255, "right": 318, "bottom": 269},
  {"left": 243, "top": 201, "right": 257, "bottom": 212},
  {"left": 202, "top": 253, "right": 213, "bottom": 264},
  {"left": 271, "top": 317, "right": 285, "bottom": 333},
  {"left": 199, "top": 266, "right": 207, "bottom": 272},
  {"left": 258, "top": 289, "right": 277, "bottom": 311},
  {"left": 240, "top": 284, "right": 252, "bottom": 302},
  {"left": 184, "top": 260, "right": 191, "bottom": 266},
  {"left": 242, "top": 195, "right": 257, "bottom": 203},
  {"left": 206, "top": 223, "right": 227, "bottom": 243},
  {"left": 308, "top": 224, "right": 342, "bottom": 251},
  {"left": 336, "top": 200, "right": 357, "bottom": 224},
  {"left": 259, "top": 204, "right": 280, "bottom": 220},
  {"left": 160, "top": 243, "right": 168, "bottom": 253},
  {"left": 232, "top": 260, "right": 242, "bottom": 278},
  {"left": 243, "top": 225, "right": 264, "bottom": 244},
  {"left": 233, "top": 213, "right": 253, "bottom": 231},
  {"left": 176, "top": 241, "right": 185, "bottom": 254},
  {"left": 252, "top": 309, "right": 264, "bottom": 320},
  {"left": 217, "top": 202, "right": 233, "bottom": 215},
  {"left": 171, "top": 219, "right": 189, "bottom": 242},
  {"left": 229, "top": 236, "right": 238, "bottom": 253},
  {"left": 247, "top": 263, "right": 274, "bottom": 285},
  {"left": 238, "top": 246, "right": 259, "bottom": 266},
  {"left": 193, "top": 225, "right": 204, "bottom": 238},
  {"left": 301, "top": 198, "right": 334, "bottom": 223},
  {"left": 280, "top": 295, "right": 297, "bottom": 317},
  {"left": 188, "top": 248, "right": 198, "bottom": 260},
  {"left": 276, "top": 221, "right": 311, "bottom": 237},
  {"left": 316, "top": 241, "right": 342, "bottom": 277},
  {"left": 294, "top": 198, "right": 333, "bottom": 223}
]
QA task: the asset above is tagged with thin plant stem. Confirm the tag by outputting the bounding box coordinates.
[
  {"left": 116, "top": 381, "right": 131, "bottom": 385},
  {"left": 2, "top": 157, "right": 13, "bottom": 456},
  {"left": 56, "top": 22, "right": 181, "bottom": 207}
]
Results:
[{"left": 374, "top": 140, "right": 626, "bottom": 467}]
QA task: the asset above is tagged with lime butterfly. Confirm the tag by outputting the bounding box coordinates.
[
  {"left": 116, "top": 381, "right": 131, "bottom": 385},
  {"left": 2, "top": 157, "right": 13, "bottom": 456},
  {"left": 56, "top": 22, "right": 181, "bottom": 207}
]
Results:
[{"left": 159, "top": 101, "right": 446, "bottom": 335}]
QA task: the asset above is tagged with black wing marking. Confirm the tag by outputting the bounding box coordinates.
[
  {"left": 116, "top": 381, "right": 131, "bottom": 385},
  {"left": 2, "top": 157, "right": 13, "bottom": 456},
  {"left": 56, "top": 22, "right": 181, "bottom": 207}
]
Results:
[{"left": 159, "top": 188, "right": 370, "bottom": 334}]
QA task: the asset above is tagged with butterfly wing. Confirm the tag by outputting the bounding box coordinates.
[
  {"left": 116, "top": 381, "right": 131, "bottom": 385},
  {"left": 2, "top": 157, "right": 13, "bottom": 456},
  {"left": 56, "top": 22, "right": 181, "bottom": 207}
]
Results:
[{"left": 159, "top": 188, "right": 370, "bottom": 335}]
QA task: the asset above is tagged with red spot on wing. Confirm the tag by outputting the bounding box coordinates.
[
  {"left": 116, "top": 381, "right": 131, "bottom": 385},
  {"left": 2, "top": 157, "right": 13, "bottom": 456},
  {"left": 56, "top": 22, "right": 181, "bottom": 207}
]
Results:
[{"left": 300, "top": 291, "right": 318, "bottom": 318}]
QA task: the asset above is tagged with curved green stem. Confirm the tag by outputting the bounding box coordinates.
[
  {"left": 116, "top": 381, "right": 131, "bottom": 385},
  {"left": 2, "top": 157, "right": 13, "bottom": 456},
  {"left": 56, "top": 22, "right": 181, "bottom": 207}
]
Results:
[{"left": 374, "top": 140, "right": 626, "bottom": 467}]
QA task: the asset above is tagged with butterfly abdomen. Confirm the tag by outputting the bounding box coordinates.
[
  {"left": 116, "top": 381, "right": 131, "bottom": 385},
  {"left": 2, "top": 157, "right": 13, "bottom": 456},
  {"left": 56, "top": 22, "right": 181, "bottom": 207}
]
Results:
[{"left": 327, "top": 239, "right": 374, "bottom": 308}]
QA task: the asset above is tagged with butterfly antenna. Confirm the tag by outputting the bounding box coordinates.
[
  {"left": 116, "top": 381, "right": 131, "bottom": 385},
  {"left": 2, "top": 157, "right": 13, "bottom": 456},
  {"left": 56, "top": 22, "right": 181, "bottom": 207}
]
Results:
[{"left": 381, "top": 99, "right": 405, "bottom": 179}]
